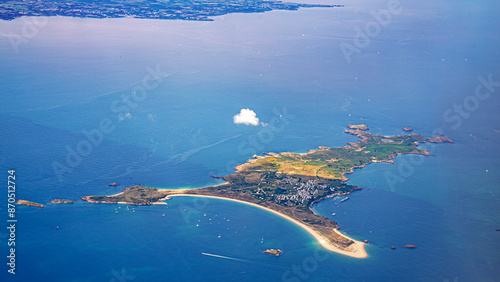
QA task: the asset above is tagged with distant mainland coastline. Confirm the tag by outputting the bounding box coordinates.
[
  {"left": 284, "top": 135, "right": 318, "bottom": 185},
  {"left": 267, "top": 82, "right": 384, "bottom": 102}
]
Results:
[{"left": 0, "top": 0, "right": 342, "bottom": 21}]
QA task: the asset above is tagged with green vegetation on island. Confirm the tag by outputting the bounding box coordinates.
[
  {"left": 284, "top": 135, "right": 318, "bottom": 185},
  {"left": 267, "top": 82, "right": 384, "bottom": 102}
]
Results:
[
  {"left": 82, "top": 186, "right": 168, "bottom": 205},
  {"left": 82, "top": 126, "right": 453, "bottom": 253},
  {"left": 231, "top": 129, "right": 452, "bottom": 182}
]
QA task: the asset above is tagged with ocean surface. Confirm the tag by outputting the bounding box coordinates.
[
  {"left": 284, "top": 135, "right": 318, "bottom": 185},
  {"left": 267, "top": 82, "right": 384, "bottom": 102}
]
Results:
[{"left": 1, "top": 0, "right": 499, "bottom": 281}]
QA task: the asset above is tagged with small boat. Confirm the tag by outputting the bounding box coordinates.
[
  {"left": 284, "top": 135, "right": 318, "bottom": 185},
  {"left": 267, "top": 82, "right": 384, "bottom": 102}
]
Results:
[{"left": 332, "top": 213, "right": 336, "bottom": 216}]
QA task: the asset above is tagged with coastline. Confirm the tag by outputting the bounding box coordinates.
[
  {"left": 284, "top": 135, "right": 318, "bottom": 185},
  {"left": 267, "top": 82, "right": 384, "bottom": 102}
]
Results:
[
  {"left": 157, "top": 182, "right": 229, "bottom": 191},
  {"left": 81, "top": 129, "right": 453, "bottom": 258},
  {"left": 167, "top": 194, "right": 367, "bottom": 259}
]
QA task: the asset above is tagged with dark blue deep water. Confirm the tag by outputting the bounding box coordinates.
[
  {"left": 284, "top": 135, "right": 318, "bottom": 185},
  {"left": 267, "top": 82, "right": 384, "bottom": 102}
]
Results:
[{"left": 1, "top": 0, "right": 499, "bottom": 281}]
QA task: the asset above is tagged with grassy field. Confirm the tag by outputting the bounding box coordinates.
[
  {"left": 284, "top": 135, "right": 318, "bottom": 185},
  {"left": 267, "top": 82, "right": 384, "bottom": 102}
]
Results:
[{"left": 235, "top": 130, "right": 433, "bottom": 181}]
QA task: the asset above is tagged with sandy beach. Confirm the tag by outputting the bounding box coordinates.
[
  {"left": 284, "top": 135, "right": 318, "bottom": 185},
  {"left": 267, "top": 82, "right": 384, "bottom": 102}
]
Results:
[{"left": 167, "top": 194, "right": 367, "bottom": 259}]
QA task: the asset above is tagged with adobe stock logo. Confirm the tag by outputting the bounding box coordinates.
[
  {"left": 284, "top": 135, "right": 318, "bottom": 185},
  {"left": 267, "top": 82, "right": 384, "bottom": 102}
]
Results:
[
  {"left": 384, "top": 73, "right": 498, "bottom": 192},
  {"left": 4, "top": 17, "right": 48, "bottom": 53},
  {"left": 339, "top": 0, "right": 402, "bottom": 63},
  {"left": 443, "top": 74, "right": 499, "bottom": 130},
  {"left": 51, "top": 64, "right": 168, "bottom": 182},
  {"left": 281, "top": 246, "right": 330, "bottom": 281}
]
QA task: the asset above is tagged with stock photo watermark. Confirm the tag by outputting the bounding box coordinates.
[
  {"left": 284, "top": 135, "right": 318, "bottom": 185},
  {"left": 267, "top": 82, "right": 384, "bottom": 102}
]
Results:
[
  {"left": 109, "top": 267, "right": 135, "bottom": 282},
  {"left": 207, "top": 107, "right": 294, "bottom": 184},
  {"left": 383, "top": 128, "right": 443, "bottom": 192},
  {"left": 182, "top": 107, "right": 294, "bottom": 223},
  {"left": 281, "top": 245, "right": 329, "bottom": 282},
  {"left": 443, "top": 74, "right": 499, "bottom": 130},
  {"left": 6, "top": 170, "right": 17, "bottom": 275},
  {"left": 384, "top": 73, "right": 498, "bottom": 191},
  {"left": 4, "top": 17, "right": 48, "bottom": 53},
  {"left": 237, "top": 108, "right": 293, "bottom": 156},
  {"left": 339, "top": 0, "right": 402, "bottom": 63},
  {"left": 179, "top": 196, "right": 210, "bottom": 224},
  {"left": 51, "top": 64, "right": 168, "bottom": 182}
]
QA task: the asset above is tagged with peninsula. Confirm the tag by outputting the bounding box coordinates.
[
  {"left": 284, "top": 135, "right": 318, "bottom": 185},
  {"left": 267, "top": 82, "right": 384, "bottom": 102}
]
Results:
[
  {"left": 0, "top": 0, "right": 341, "bottom": 21},
  {"left": 82, "top": 127, "right": 453, "bottom": 258}
]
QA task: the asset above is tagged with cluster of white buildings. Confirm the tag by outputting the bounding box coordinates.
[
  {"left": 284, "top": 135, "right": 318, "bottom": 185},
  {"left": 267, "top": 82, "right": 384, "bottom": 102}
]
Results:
[{"left": 274, "top": 179, "right": 328, "bottom": 205}]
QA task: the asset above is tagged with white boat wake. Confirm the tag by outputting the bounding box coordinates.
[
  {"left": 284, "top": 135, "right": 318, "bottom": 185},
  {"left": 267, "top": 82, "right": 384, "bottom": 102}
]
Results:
[{"left": 201, "top": 252, "right": 246, "bottom": 262}]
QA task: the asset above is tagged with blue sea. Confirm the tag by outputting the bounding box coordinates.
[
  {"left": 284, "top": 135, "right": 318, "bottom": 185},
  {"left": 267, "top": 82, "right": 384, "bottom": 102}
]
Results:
[{"left": 1, "top": 0, "right": 499, "bottom": 281}]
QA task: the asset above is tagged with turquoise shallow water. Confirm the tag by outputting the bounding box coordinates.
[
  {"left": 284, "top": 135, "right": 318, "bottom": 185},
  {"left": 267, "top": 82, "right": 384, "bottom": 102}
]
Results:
[{"left": 1, "top": 0, "right": 499, "bottom": 281}]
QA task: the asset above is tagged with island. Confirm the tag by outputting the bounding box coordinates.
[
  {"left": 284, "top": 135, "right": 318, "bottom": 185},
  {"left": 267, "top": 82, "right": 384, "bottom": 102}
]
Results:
[
  {"left": 82, "top": 186, "right": 169, "bottom": 206},
  {"left": 50, "top": 199, "right": 74, "bottom": 204},
  {"left": 82, "top": 126, "right": 453, "bottom": 258},
  {"left": 17, "top": 199, "right": 44, "bottom": 208},
  {"left": 347, "top": 124, "right": 369, "bottom": 131},
  {"left": 263, "top": 249, "right": 283, "bottom": 256},
  {"left": 0, "top": 0, "right": 341, "bottom": 21}
]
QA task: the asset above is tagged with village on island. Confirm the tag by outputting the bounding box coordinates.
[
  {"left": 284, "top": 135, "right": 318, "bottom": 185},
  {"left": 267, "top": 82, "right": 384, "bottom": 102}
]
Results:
[{"left": 19, "top": 125, "right": 453, "bottom": 258}]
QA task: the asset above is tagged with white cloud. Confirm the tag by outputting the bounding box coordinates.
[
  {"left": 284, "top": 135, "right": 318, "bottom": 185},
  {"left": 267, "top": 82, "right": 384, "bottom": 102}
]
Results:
[{"left": 233, "top": 108, "right": 260, "bottom": 126}]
